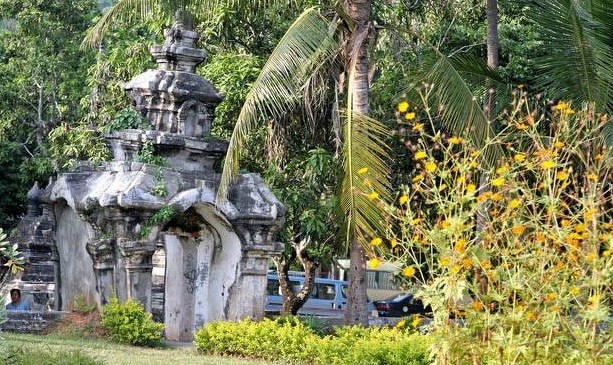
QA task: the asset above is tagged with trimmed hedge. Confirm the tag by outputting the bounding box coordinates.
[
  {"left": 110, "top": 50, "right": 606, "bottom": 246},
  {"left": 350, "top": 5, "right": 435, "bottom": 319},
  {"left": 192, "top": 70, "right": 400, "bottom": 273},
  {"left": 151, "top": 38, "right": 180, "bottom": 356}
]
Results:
[{"left": 194, "top": 317, "right": 431, "bottom": 365}]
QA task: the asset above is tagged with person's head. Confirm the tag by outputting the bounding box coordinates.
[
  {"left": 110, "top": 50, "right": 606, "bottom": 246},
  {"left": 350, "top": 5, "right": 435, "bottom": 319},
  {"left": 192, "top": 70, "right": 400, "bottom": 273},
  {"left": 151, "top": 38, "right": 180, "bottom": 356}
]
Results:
[{"left": 10, "top": 288, "right": 21, "bottom": 304}]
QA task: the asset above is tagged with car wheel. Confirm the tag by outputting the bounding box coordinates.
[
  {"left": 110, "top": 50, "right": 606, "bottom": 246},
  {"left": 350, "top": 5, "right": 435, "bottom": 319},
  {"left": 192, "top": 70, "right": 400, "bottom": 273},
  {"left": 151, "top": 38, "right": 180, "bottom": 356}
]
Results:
[{"left": 402, "top": 306, "right": 409, "bottom": 313}]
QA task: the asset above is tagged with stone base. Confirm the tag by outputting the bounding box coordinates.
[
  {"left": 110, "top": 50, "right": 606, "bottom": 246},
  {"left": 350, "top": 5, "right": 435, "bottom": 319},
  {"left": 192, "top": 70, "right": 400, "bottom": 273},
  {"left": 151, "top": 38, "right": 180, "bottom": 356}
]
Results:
[{"left": 0, "top": 311, "right": 66, "bottom": 333}]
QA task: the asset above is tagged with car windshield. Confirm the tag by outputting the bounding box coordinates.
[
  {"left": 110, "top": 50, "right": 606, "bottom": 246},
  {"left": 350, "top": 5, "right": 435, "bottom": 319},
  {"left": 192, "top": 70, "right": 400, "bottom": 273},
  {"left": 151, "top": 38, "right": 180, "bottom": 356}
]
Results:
[{"left": 387, "top": 293, "right": 411, "bottom": 302}]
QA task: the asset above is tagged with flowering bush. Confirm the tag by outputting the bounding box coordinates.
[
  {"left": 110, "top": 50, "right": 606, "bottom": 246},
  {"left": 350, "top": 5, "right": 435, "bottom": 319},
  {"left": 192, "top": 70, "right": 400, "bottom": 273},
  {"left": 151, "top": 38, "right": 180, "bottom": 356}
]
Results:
[{"left": 370, "top": 91, "right": 612, "bottom": 364}]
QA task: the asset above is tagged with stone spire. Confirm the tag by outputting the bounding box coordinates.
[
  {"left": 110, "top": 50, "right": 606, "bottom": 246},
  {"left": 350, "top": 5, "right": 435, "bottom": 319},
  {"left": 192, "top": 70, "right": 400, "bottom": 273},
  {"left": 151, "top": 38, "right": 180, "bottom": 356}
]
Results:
[{"left": 124, "top": 11, "right": 223, "bottom": 137}]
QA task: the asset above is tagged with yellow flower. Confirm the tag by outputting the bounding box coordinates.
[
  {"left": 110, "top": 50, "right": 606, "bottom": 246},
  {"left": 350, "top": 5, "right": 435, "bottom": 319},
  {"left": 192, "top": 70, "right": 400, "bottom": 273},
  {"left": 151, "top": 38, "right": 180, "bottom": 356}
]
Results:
[
  {"left": 397, "top": 101, "right": 409, "bottom": 112},
  {"left": 439, "top": 257, "right": 451, "bottom": 267},
  {"left": 368, "top": 258, "right": 381, "bottom": 269},
  {"left": 553, "top": 101, "right": 569, "bottom": 111},
  {"left": 425, "top": 161, "right": 437, "bottom": 173},
  {"left": 471, "top": 301, "right": 484, "bottom": 312},
  {"left": 449, "top": 136, "right": 462, "bottom": 145},
  {"left": 450, "top": 264, "right": 462, "bottom": 274},
  {"left": 595, "top": 153, "right": 604, "bottom": 161},
  {"left": 368, "top": 191, "right": 379, "bottom": 200},
  {"left": 439, "top": 183, "right": 447, "bottom": 191},
  {"left": 509, "top": 198, "right": 521, "bottom": 209},
  {"left": 514, "top": 153, "right": 526, "bottom": 163},
  {"left": 390, "top": 238, "right": 398, "bottom": 248},
  {"left": 516, "top": 123, "right": 529, "bottom": 130},
  {"left": 411, "top": 218, "right": 421, "bottom": 225},
  {"left": 399, "top": 195, "right": 408, "bottom": 205},
  {"left": 561, "top": 219, "right": 572, "bottom": 228},
  {"left": 414, "top": 151, "right": 427, "bottom": 160},
  {"left": 480, "top": 260, "right": 492, "bottom": 270},
  {"left": 512, "top": 225, "right": 526, "bottom": 235},
  {"left": 457, "top": 175, "right": 466, "bottom": 184},
  {"left": 535, "top": 232, "right": 546, "bottom": 243},
  {"left": 526, "top": 312, "right": 538, "bottom": 321},
  {"left": 402, "top": 266, "right": 416, "bottom": 278},
  {"left": 454, "top": 238, "right": 466, "bottom": 254},
  {"left": 569, "top": 287, "right": 580, "bottom": 296},
  {"left": 411, "top": 315, "right": 421, "bottom": 328},
  {"left": 461, "top": 258, "right": 473, "bottom": 269},
  {"left": 540, "top": 160, "right": 556, "bottom": 170},
  {"left": 412, "top": 174, "right": 424, "bottom": 183},
  {"left": 557, "top": 170, "right": 569, "bottom": 180},
  {"left": 587, "top": 173, "right": 598, "bottom": 181},
  {"left": 370, "top": 237, "right": 382, "bottom": 246},
  {"left": 492, "top": 177, "right": 505, "bottom": 187},
  {"left": 545, "top": 292, "right": 557, "bottom": 302},
  {"left": 357, "top": 167, "right": 369, "bottom": 175},
  {"left": 412, "top": 123, "right": 424, "bottom": 132},
  {"left": 466, "top": 184, "right": 476, "bottom": 194},
  {"left": 554, "top": 141, "right": 565, "bottom": 149},
  {"left": 405, "top": 112, "right": 417, "bottom": 120},
  {"left": 496, "top": 165, "right": 509, "bottom": 175},
  {"left": 563, "top": 108, "right": 575, "bottom": 115}
]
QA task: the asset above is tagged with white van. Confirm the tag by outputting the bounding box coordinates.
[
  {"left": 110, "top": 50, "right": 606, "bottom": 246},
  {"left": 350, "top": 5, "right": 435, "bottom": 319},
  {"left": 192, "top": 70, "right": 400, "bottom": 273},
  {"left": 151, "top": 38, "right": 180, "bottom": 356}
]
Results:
[{"left": 266, "top": 273, "right": 374, "bottom": 316}]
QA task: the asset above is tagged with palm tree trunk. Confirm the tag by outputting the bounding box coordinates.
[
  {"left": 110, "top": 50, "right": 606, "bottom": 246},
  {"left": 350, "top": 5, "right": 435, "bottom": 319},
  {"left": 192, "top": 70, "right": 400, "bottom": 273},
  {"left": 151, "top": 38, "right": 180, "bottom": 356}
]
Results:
[
  {"left": 486, "top": 0, "right": 499, "bottom": 70},
  {"left": 342, "top": 0, "right": 372, "bottom": 327}
]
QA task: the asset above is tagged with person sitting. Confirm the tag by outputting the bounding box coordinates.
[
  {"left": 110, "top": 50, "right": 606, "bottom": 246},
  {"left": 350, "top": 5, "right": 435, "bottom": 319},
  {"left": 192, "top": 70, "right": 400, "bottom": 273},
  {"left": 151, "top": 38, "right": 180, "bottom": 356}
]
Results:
[{"left": 5, "top": 288, "right": 31, "bottom": 311}]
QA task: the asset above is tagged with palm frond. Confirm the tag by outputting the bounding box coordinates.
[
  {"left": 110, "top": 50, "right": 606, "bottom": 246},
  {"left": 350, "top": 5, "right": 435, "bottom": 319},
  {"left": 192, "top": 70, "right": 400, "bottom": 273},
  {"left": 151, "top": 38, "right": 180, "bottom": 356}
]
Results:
[
  {"left": 427, "top": 52, "right": 501, "bottom": 169},
  {"left": 339, "top": 111, "right": 392, "bottom": 247},
  {"left": 216, "top": 7, "right": 338, "bottom": 202},
  {"left": 530, "top": 0, "right": 613, "bottom": 111}
]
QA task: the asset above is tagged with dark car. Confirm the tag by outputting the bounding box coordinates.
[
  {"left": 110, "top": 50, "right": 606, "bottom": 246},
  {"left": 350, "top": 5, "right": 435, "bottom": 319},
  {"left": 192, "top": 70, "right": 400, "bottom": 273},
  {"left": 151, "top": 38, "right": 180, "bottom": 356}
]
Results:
[{"left": 373, "top": 293, "right": 431, "bottom": 317}]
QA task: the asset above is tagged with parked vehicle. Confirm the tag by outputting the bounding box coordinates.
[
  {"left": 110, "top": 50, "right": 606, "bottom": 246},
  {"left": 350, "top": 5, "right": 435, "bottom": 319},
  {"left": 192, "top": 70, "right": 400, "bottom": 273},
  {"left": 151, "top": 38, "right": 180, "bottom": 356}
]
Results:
[
  {"left": 373, "top": 292, "right": 431, "bottom": 317},
  {"left": 266, "top": 273, "right": 374, "bottom": 316}
]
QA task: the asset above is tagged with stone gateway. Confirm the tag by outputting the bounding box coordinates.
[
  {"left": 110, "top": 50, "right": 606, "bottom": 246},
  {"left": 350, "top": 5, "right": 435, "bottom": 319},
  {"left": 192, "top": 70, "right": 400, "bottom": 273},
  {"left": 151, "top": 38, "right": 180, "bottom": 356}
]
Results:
[{"left": 2, "top": 13, "right": 284, "bottom": 342}]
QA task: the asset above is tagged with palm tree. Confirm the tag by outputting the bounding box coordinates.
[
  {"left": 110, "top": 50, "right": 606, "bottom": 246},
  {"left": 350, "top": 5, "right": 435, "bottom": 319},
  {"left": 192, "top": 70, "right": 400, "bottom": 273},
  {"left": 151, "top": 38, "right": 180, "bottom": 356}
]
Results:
[{"left": 215, "top": 5, "right": 392, "bottom": 325}]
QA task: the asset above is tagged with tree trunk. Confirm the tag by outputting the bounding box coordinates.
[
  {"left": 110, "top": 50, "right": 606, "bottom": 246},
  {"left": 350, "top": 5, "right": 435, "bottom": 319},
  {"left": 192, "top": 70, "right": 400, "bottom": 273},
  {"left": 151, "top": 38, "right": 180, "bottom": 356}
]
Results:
[
  {"left": 343, "top": 238, "right": 369, "bottom": 325},
  {"left": 273, "top": 241, "right": 319, "bottom": 315},
  {"left": 342, "top": 0, "right": 372, "bottom": 327},
  {"left": 486, "top": 0, "right": 499, "bottom": 70}
]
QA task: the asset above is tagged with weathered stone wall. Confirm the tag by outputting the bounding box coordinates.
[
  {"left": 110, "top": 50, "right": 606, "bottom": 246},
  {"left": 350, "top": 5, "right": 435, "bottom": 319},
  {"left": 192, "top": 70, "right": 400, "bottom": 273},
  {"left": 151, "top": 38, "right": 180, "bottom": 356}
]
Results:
[{"left": 54, "top": 202, "right": 97, "bottom": 310}]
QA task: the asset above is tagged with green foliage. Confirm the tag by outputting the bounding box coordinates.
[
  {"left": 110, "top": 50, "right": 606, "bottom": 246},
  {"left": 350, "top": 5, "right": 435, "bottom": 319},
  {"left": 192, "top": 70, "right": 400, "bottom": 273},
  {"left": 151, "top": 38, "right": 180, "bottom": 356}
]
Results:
[
  {"left": 0, "top": 228, "right": 25, "bottom": 285},
  {"left": 373, "top": 94, "right": 612, "bottom": 364},
  {"left": 199, "top": 53, "right": 263, "bottom": 139},
  {"left": 109, "top": 107, "right": 149, "bottom": 131},
  {"left": 194, "top": 317, "right": 431, "bottom": 365},
  {"left": 136, "top": 141, "right": 167, "bottom": 167},
  {"left": 1, "top": 346, "right": 104, "bottom": 365},
  {"left": 139, "top": 206, "right": 177, "bottom": 238},
  {"left": 101, "top": 296, "right": 164, "bottom": 347},
  {"left": 73, "top": 295, "right": 98, "bottom": 315},
  {"left": 48, "top": 123, "right": 111, "bottom": 171}
]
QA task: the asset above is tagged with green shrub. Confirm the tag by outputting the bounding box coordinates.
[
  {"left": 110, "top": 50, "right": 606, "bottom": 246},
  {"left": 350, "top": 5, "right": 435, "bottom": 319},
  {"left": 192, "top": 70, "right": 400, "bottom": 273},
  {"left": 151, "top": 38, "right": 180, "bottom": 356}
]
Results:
[
  {"left": 194, "top": 317, "right": 431, "bottom": 365},
  {"left": 101, "top": 297, "right": 164, "bottom": 347},
  {"left": 1, "top": 346, "right": 104, "bottom": 365}
]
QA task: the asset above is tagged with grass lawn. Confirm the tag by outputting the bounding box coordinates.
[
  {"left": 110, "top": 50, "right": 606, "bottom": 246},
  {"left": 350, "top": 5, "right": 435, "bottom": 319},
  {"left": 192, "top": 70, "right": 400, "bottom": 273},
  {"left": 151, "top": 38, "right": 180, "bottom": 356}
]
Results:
[{"left": 1, "top": 332, "right": 279, "bottom": 365}]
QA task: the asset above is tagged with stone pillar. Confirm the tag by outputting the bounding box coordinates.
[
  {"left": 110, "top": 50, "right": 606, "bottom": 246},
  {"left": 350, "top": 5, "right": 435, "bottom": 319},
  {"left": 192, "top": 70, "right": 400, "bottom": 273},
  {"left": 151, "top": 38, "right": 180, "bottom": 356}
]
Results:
[
  {"left": 229, "top": 223, "right": 279, "bottom": 320},
  {"left": 118, "top": 238, "right": 156, "bottom": 311},
  {"left": 86, "top": 237, "right": 116, "bottom": 306}
]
